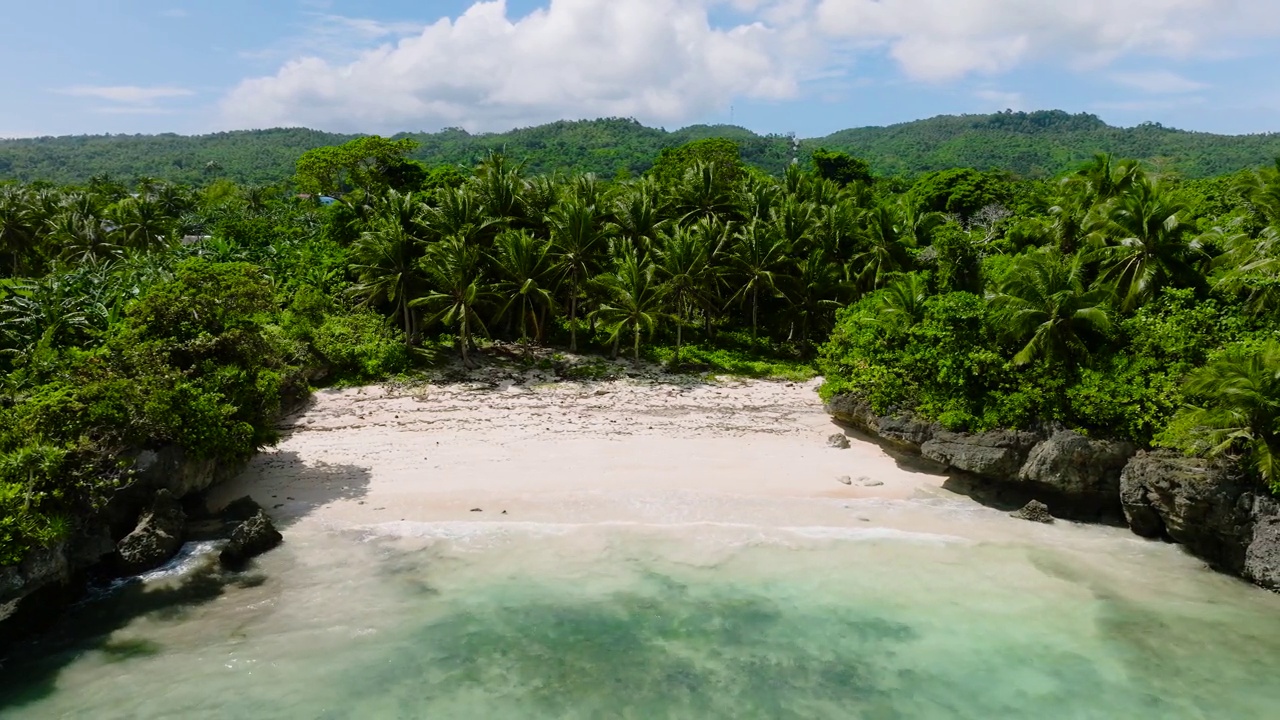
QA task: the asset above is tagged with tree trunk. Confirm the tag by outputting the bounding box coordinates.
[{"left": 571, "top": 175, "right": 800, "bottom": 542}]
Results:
[
  {"left": 611, "top": 331, "right": 621, "bottom": 360},
  {"left": 460, "top": 314, "right": 473, "bottom": 368},
  {"left": 401, "top": 300, "right": 413, "bottom": 346},
  {"left": 751, "top": 287, "right": 759, "bottom": 340},
  {"left": 675, "top": 316, "right": 683, "bottom": 366},
  {"left": 569, "top": 286, "right": 579, "bottom": 352},
  {"left": 633, "top": 322, "right": 641, "bottom": 365}
]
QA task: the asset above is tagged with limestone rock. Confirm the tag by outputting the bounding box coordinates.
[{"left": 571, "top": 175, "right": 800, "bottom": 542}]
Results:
[
  {"left": 837, "top": 476, "right": 853, "bottom": 486},
  {"left": 219, "top": 510, "right": 283, "bottom": 568},
  {"left": 827, "top": 434, "right": 851, "bottom": 450},
  {"left": 1119, "top": 452, "right": 1253, "bottom": 573},
  {"left": 217, "top": 496, "right": 266, "bottom": 523},
  {"left": 1011, "top": 500, "right": 1054, "bottom": 524},
  {"left": 921, "top": 430, "right": 1040, "bottom": 480},
  {"left": 1016, "top": 431, "right": 1136, "bottom": 518},
  {"left": 824, "top": 395, "right": 935, "bottom": 449},
  {"left": 1244, "top": 497, "right": 1280, "bottom": 590},
  {"left": 117, "top": 490, "right": 186, "bottom": 575}
]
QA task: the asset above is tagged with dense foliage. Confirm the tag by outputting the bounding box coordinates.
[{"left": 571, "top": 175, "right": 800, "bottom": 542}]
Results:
[
  {"left": 2, "top": 135, "right": 1278, "bottom": 566},
  {"left": 5, "top": 112, "right": 1280, "bottom": 187}
]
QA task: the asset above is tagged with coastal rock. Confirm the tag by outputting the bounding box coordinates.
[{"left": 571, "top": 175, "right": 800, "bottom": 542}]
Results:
[
  {"left": 827, "top": 434, "right": 851, "bottom": 449},
  {"left": 117, "top": 490, "right": 187, "bottom": 575},
  {"left": 1119, "top": 452, "right": 1253, "bottom": 573},
  {"left": 219, "top": 510, "right": 283, "bottom": 569},
  {"left": 1011, "top": 500, "right": 1055, "bottom": 524},
  {"left": 824, "top": 395, "right": 935, "bottom": 449},
  {"left": 837, "top": 476, "right": 853, "bottom": 485},
  {"left": 217, "top": 495, "right": 266, "bottom": 523},
  {"left": 130, "top": 446, "right": 220, "bottom": 498},
  {"left": 1244, "top": 497, "right": 1280, "bottom": 590},
  {"left": 1015, "top": 431, "right": 1136, "bottom": 519},
  {"left": 921, "top": 430, "right": 1040, "bottom": 480}
]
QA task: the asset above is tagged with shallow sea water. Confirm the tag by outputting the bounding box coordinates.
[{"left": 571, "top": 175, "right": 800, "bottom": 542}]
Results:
[{"left": 4, "top": 507, "right": 1280, "bottom": 719}]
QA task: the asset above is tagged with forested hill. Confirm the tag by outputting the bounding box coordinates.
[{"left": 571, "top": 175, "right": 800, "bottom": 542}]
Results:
[{"left": 2, "top": 111, "right": 1278, "bottom": 185}]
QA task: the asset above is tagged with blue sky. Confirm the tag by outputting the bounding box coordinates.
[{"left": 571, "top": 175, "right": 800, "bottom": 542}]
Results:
[{"left": 2, "top": 0, "right": 1278, "bottom": 139}]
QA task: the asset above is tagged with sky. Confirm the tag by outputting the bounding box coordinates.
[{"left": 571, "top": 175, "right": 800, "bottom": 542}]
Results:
[{"left": 2, "top": 0, "right": 1280, "bottom": 139}]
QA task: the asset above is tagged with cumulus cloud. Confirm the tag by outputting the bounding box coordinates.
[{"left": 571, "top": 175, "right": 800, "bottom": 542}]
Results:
[
  {"left": 221, "top": 0, "right": 804, "bottom": 133},
  {"left": 218, "top": 0, "right": 1280, "bottom": 132},
  {"left": 812, "top": 0, "right": 1274, "bottom": 81}
]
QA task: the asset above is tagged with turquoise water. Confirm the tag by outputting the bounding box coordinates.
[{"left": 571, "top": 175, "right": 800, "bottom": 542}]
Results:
[{"left": 4, "top": 517, "right": 1280, "bottom": 719}]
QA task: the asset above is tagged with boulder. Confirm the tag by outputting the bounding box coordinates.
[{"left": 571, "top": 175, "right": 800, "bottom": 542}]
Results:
[
  {"left": 921, "top": 430, "right": 1040, "bottom": 480},
  {"left": 219, "top": 510, "right": 283, "bottom": 568},
  {"left": 1244, "top": 497, "right": 1280, "bottom": 590},
  {"left": 130, "top": 446, "right": 220, "bottom": 498},
  {"left": 117, "top": 490, "right": 186, "bottom": 575},
  {"left": 1119, "top": 452, "right": 1254, "bottom": 573},
  {"left": 825, "top": 395, "right": 935, "bottom": 449},
  {"left": 827, "top": 434, "right": 851, "bottom": 450},
  {"left": 1011, "top": 500, "right": 1055, "bottom": 524},
  {"left": 1015, "top": 431, "right": 1136, "bottom": 519},
  {"left": 217, "top": 495, "right": 266, "bottom": 523}
]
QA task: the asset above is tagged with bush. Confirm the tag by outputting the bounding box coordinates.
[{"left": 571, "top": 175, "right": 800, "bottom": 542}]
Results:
[{"left": 310, "top": 311, "right": 410, "bottom": 382}]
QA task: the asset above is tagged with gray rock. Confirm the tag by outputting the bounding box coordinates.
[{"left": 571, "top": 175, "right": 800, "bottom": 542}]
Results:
[
  {"left": 117, "top": 490, "right": 186, "bottom": 575},
  {"left": 824, "top": 395, "right": 935, "bottom": 449},
  {"left": 1016, "top": 431, "right": 1136, "bottom": 518},
  {"left": 827, "top": 434, "right": 851, "bottom": 450},
  {"left": 219, "top": 510, "right": 283, "bottom": 568},
  {"left": 1244, "top": 497, "right": 1280, "bottom": 590},
  {"left": 837, "top": 476, "right": 853, "bottom": 486},
  {"left": 1011, "top": 500, "right": 1055, "bottom": 524},
  {"left": 217, "top": 496, "right": 266, "bottom": 523},
  {"left": 1119, "top": 452, "right": 1253, "bottom": 573},
  {"left": 921, "top": 430, "right": 1040, "bottom": 480}
]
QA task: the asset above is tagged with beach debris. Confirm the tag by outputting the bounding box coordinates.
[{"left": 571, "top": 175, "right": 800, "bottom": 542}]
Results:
[
  {"left": 502, "top": 510, "right": 508, "bottom": 515},
  {"left": 837, "top": 476, "right": 853, "bottom": 485},
  {"left": 1011, "top": 500, "right": 1055, "bottom": 524},
  {"left": 857, "top": 476, "right": 884, "bottom": 487},
  {"left": 827, "top": 434, "right": 852, "bottom": 449},
  {"left": 470, "top": 508, "right": 483, "bottom": 513}
]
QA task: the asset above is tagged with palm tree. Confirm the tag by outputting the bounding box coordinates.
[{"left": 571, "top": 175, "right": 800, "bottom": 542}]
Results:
[
  {"left": 421, "top": 185, "right": 497, "bottom": 246},
  {"left": 591, "top": 251, "right": 665, "bottom": 363},
  {"left": 612, "top": 177, "right": 668, "bottom": 256},
  {"left": 1088, "top": 176, "right": 1205, "bottom": 310},
  {"left": 673, "top": 162, "right": 738, "bottom": 225},
  {"left": 786, "top": 246, "right": 847, "bottom": 350},
  {"left": 724, "top": 218, "right": 790, "bottom": 339},
  {"left": 549, "top": 198, "right": 613, "bottom": 351},
  {"left": 654, "top": 226, "right": 713, "bottom": 364},
  {"left": 1171, "top": 342, "right": 1280, "bottom": 490},
  {"left": 110, "top": 196, "right": 173, "bottom": 252},
  {"left": 490, "top": 229, "right": 557, "bottom": 355},
  {"left": 852, "top": 204, "right": 914, "bottom": 293},
  {"left": 474, "top": 151, "right": 524, "bottom": 225},
  {"left": 990, "top": 249, "right": 1111, "bottom": 366},
  {"left": 413, "top": 238, "right": 495, "bottom": 368},
  {"left": 349, "top": 217, "right": 423, "bottom": 342},
  {"left": 0, "top": 187, "right": 35, "bottom": 276},
  {"left": 864, "top": 273, "right": 930, "bottom": 336}
]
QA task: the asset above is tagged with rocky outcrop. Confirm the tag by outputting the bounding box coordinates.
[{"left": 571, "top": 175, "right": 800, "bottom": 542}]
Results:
[
  {"left": 116, "top": 489, "right": 187, "bottom": 575},
  {"left": 827, "top": 434, "right": 851, "bottom": 449},
  {"left": 1245, "top": 497, "right": 1280, "bottom": 590},
  {"left": 922, "top": 430, "right": 1040, "bottom": 480},
  {"left": 825, "top": 395, "right": 935, "bottom": 449},
  {"left": 1015, "top": 431, "right": 1136, "bottom": 520},
  {"left": 219, "top": 509, "right": 283, "bottom": 569}
]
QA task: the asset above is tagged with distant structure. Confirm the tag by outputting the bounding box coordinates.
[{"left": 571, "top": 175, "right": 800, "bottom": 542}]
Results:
[{"left": 788, "top": 133, "right": 800, "bottom": 165}]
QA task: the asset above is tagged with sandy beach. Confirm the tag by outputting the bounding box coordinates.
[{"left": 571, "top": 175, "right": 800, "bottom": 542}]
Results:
[{"left": 208, "top": 375, "right": 961, "bottom": 533}]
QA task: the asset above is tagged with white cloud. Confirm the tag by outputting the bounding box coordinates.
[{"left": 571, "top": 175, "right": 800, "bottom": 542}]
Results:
[
  {"left": 60, "top": 86, "right": 195, "bottom": 104},
  {"left": 975, "top": 89, "right": 1025, "bottom": 110},
  {"left": 217, "top": 0, "right": 1280, "bottom": 133},
  {"left": 1110, "top": 70, "right": 1208, "bottom": 94},
  {"left": 221, "top": 0, "right": 803, "bottom": 133},
  {"left": 812, "top": 0, "right": 1276, "bottom": 81}
]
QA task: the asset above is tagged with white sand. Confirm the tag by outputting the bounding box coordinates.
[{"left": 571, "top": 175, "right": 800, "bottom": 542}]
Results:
[{"left": 208, "top": 376, "right": 960, "bottom": 533}]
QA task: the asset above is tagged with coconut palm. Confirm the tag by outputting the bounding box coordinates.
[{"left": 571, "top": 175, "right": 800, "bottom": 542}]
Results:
[
  {"left": 421, "top": 185, "right": 496, "bottom": 246},
  {"left": 1172, "top": 342, "right": 1280, "bottom": 490},
  {"left": 349, "top": 217, "right": 424, "bottom": 342},
  {"left": 1088, "top": 176, "right": 1205, "bottom": 310},
  {"left": 0, "top": 187, "right": 36, "bottom": 276},
  {"left": 990, "top": 249, "right": 1111, "bottom": 366},
  {"left": 852, "top": 204, "right": 914, "bottom": 293},
  {"left": 1210, "top": 223, "right": 1280, "bottom": 317},
  {"left": 786, "top": 246, "right": 848, "bottom": 350},
  {"left": 549, "top": 198, "right": 613, "bottom": 351},
  {"left": 591, "top": 251, "right": 665, "bottom": 363},
  {"left": 654, "top": 226, "right": 713, "bottom": 364},
  {"left": 110, "top": 196, "right": 173, "bottom": 252},
  {"left": 612, "top": 177, "right": 668, "bottom": 256},
  {"left": 864, "top": 272, "right": 930, "bottom": 336},
  {"left": 724, "top": 218, "right": 791, "bottom": 339},
  {"left": 490, "top": 229, "right": 557, "bottom": 355},
  {"left": 413, "top": 238, "right": 495, "bottom": 368},
  {"left": 673, "top": 161, "right": 738, "bottom": 225}
]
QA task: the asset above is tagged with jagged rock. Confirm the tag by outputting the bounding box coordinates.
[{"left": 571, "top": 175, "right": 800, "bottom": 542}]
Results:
[
  {"left": 921, "top": 430, "right": 1041, "bottom": 480},
  {"left": 217, "top": 496, "right": 266, "bottom": 523},
  {"left": 1015, "top": 431, "right": 1136, "bottom": 519},
  {"left": 219, "top": 510, "right": 283, "bottom": 568},
  {"left": 837, "top": 476, "right": 853, "bottom": 485},
  {"left": 1011, "top": 500, "right": 1055, "bottom": 524},
  {"left": 825, "top": 395, "right": 935, "bottom": 449},
  {"left": 1119, "top": 452, "right": 1254, "bottom": 573},
  {"left": 1244, "top": 497, "right": 1280, "bottom": 590},
  {"left": 117, "top": 490, "right": 186, "bottom": 575},
  {"left": 828, "top": 434, "right": 851, "bottom": 449}
]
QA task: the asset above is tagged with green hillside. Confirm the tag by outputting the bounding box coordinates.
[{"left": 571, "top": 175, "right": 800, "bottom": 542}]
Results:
[{"left": 1, "top": 111, "right": 1278, "bottom": 186}]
